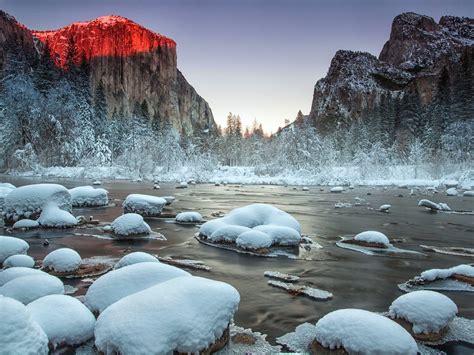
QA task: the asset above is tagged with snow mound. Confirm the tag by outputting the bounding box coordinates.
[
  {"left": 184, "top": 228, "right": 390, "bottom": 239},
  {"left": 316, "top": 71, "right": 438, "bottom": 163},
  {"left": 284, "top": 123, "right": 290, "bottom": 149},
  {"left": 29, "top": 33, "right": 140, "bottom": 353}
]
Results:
[
  {"left": 253, "top": 225, "right": 301, "bottom": 245},
  {"left": 389, "top": 291, "right": 458, "bottom": 334},
  {"left": 0, "top": 295, "right": 48, "bottom": 355},
  {"left": 354, "top": 231, "right": 391, "bottom": 247},
  {"left": 94, "top": 276, "right": 240, "bottom": 354},
  {"left": 0, "top": 274, "right": 64, "bottom": 304},
  {"left": 37, "top": 203, "right": 77, "bottom": 228},
  {"left": 43, "top": 248, "right": 82, "bottom": 272},
  {"left": 0, "top": 267, "right": 47, "bottom": 286},
  {"left": 85, "top": 262, "right": 190, "bottom": 313},
  {"left": 0, "top": 236, "right": 29, "bottom": 263},
  {"left": 418, "top": 199, "right": 452, "bottom": 211},
  {"left": 0, "top": 186, "right": 15, "bottom": 208},
  {"left": 114, "top": 252, "right": 159, "bottom": 269},
  {"left": 27, "top": 294, "right": 95, "bottom": 348},
  {"left": 0, "top": 182, "right": 15, "bottom": 189},
  {"left": 69, "top": 186, "right": 109, "bottom": 207},
  {"left": 176, "top": 211, "right": 203, "bottom": 223},
  {"left": 264, "top": 271, "right": 300, "bottom": 282},
  {"left": 268, "top": 280, "right": 333, "bottom": 300},
  {"left": 110, "top": 213, "right": 151, "bottom": 237},
  {"left": 123, "top": 194, "right": 167, "bottom": 216},
  {"left": 12, "top": 219, "right": 39, "bottom": 229},
  {"left": 236, "top": 230, "right": 272, "bottom": 250},
  {"left": 463, "top": 190, "right": 474, "bottom": 197},
  {"left": 330, "top": 186, "right": 344, "bottom": 193},
  {"left": 3, "top": 254, "right": 35, "bottom": 268},
  {"left": 446, "top": 188, "right": 458, "bottom": 196},
  {"left": 313, "top": 309, "right": 418, "bottom": 354},
  {"left": 4, "top": 183, "right": 71, "bottom": 221},
  {"left": 209, "top": 225, "right": 252, "bottom": 243},
  {"left": 420, "top": 264, "right": 474, "bottom": 281},
  {"left": 163, "top": 196, "right": 175, "bottom": 205}
]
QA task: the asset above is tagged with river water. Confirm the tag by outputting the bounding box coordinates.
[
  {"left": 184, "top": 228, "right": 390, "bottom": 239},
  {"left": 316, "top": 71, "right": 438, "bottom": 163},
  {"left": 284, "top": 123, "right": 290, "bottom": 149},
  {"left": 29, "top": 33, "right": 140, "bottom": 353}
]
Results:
[{"left": 2, "top": 176, "right": 473, "bottom": 351}]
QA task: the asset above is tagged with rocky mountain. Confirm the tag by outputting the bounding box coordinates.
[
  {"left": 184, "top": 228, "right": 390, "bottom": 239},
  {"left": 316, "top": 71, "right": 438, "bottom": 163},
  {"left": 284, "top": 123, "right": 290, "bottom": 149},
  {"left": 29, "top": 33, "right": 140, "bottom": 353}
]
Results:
[
  {"left": 309, "top": 12, "right": 474, "bottom": 133},
  {"left": 1, "top": 12, "right": 216, "bottom": 135}
]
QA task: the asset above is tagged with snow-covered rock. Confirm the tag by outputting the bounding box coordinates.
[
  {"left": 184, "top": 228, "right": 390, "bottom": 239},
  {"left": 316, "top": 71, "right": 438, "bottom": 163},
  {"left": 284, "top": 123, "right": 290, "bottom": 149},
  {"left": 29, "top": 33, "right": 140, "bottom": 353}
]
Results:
[
  {"left": 4, "top": 183, "right": 71, "bottom": 221},
  {"left": 94, "top": 276, "right": 240, "bottom": 354},
  {"left": 209, "top": 225, "right": 251, "bottom": 243},
  {"left": 69, "top": 186, "right": 109, "bottom": 207},
  {"left": 0, "top": 274, "right": 64, "bottom": 304},
  {"left": 0, "top": 267, "right": 47, "bottom": 286},
  {"left": 85, "top": 262, "right": 190, "bottom": 313},
  {"left": 0, "top": 182, "right": 16, "bottom": 189},
  {"left": 446, "top": 187, "right": 458, "bottom": 196},
  {"left": 302, "top": 186, "right": 309, "bottom": 191},
  {"left": 0, "top": 295, "right": 48, "bottom": 355},
  {"left": 110, "top": 213, "right": 151, "bottom": 237},
  {"left": 37, "top": 203, "right": 77, "bottom": 228},
  {"left": 177, "top": 181, "right": 188, "bottom": 188},
  {"left": 313, "top": 309, "right": 417, "bottom": 354},
  {"left": 330, "top": 186, "right": 344, "bottom": 193},
  {"left": 420, "top": 264, "right": 474, "bottom": 282},
  {"left": 389, "top": 291, "right": 458, "bottom": 335},
  {"left": 43, "top": 248, "right": 82, "bottom": 273},
  {"left": 123, "top": 193, "right": 167, "bottom": 216},
  {"left": 0, "top": 236, "right": 29, "bottom": 263},
  {"left": 253, "top": 225, "right": 301, "bottom": 245},
  {"left": 12, "top": 219, "right": 39, "bottom": 229},
  {"left": 92, "top": 180, "right": 101, "bottom": 186},
  {"left": 114, "top": 252, "right": 159, "bottom": 269},
  {"left": 236, "top": 231, "right": 273, "bottom": 250},
  {"left": 3, "top": 254, "right": 35, "bottom": 268},
  {"left": 176, "top": 211, "right": 203, "bottom": 223},
  {"left": 162, "top": 196, "right": 175, "bottom": 205},
  {"left": 27, "top": 295, "right": 95, "bottom": 348},
  {"left": 354, "top": 231, "right": 391, "bottom": 247},
  {"left": 0, "top": 186, "right": 15, "bottom": 208},
  {"left": 379, "top": 204, "right": 391, "bottom": 212},
  {"left": 463, "top": 190, "right": 474, "bottom": 197}
]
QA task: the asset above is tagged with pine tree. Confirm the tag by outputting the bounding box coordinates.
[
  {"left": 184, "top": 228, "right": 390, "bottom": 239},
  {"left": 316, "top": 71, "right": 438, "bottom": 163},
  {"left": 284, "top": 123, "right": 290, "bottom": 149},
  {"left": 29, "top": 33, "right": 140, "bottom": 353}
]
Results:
[{"left": 93, "top": 80, "right": 108, "bottom": 137}]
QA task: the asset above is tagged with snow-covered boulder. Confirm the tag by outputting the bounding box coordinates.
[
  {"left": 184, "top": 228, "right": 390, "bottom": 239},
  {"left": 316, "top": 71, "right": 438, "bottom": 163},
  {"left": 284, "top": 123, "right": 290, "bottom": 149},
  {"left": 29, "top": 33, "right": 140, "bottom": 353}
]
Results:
[
  {"left": 209, "top": 225, "right": 252, "bottom": 243},
  {"left": 3, "top": 254, "right": 35, "bottom": 268},
  {"left": 114, "top": 252, "right": 159, "bottom": 269},
  {"left": 177, "top": 181, "right": 188, "bottom": 189},
  {"left": 463, "top": 190, "right": 474, "bottom": 197},
  {"left": 253, "top": 225, "right": 301, "bottom": 246},
  {"left": 0, "top": 185, "right": 15, "bottom": 208},
  {"left": 0, "top": 182, "right": 15, "bottom": 189},
  {"left": 37, "top": 204, "right": 77, "bottom": 228},
  {"left": 12, "top": 219, "right": 39, "bottom": 229},
  {"left": 312, "top": 309, "right": 417, "bottom": 354},
  {"left": 354, "top": 231, "right": 391, "bottom": 248},
  {"left": 85, "top": 262, "right": 190, "bottom": 313},
  {"left": 176, "top": 211, "right": 203, "bottom": 223},
  {"left": 236, "top": 231, "right": 273, "bottom": 250},
  {"left": 123, "top": 194, "right": 167, "bottom": 216},
  {"left": 388, "top": 291, "right": 457, "bottom": 337},
  {"left": 69, "top": 186, "right": 109, "bottom": 207},
  {"left": 163, "top": 196, "right": 175, "bottom": 205},
  {"left": 444, "top": 180, "right": 458, "bottom": 188},
  {"left": 0, "top": 296, "right": 48, "bottom": 355},
  {"left": 92, "top": 180, "right": 102, "bottom": 186},
  {"left": 0, "top": 274, "right": 64, "bottom": 304},
  {"left": 94, "top": 276, "right": 240, "bottom": 354},
  {"left": 43, "top": 248, "right": 82, "bottom": 273},
  {"left": 446, "top": 187, "right": 458, "bottom": 196},
  {"left": 330, "top": 186, "right": 344, "bottom": 193},
  {"left": 0, "top": 236, "right": 29, "bottom": 264},
  {"left": 418, "top": 199, "right": 451, "bottom": 211},
  {"left": 4, "top": 184, "right": 71, "bottom": 222},
  {"left": 0, "top": 267, "right": 46, "bottom": 286},
  {"left": 302, "top": 186, "right": 309, "bottom": 191},
  {"left": 110, "top": 213, "right": 151, "bottom": 237},
  {"left": 27, "top": 295, "right": 95, "bottom": 348},
  {"left": 420, "top": 264, "right": 474, "bottom": 282},
  {"left": 379, "top": 204, "right": 391, "bottom": 212}
]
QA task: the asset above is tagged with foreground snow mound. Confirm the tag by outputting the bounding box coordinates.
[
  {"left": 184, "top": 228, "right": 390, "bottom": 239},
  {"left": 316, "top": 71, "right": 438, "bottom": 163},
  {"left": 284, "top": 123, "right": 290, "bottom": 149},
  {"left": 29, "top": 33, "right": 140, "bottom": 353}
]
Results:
[
  {"left": 27, "top": 295, "right": 95, "bottom": 348},
  {"left": 12, "top": 219, "right": 39, "bottom": 229},
  {"left": 0, "top": 236, "right": 29, "bottom": 263},
  {"left": 389, "top": 291, "right": 458, "bottom": 334},
  {"left": 85, "top": 262, "right": 190, "bottom": 313},
  {"left": 69, "top": 186, "right": 109, "bottom": 207},
  {"left": 0, "top": 267, "right": 46, "bottom": 286},
  {"left": 0, "top": 274, "right": 64, "bottom": 304},
  {"left": 114, "top": 252, "right": 159, "bottom": 269},
  {"left": 110, "top": 213, "right": 151, "bottom": 237},
  {"left": 4, "top": 183, "right": 71, "bottom": 221},
  {"left": 313, "top": 309, "right": 417, "bottom": 354},
  {"left": 209, "top": 225, "right": 252, "bottom": 243},
  {"left": 176, "top": 211, "right": 203, "bottom": 223},
  {"left": 95, "top": 276, "right": 240, "bottom": 354},
  {"left": 0, "top": 296, "right": 48, "bottom": 355},
  {"left": 354, "top": 231, "right": 391, "bottom": 247},
  {"left": 123, "top": 194, "right": 167, "bottom": 216},
  {"left": 3, "top": 254, "right": 35, "bottom": 268},
  {"left": 236, "top": 231, "right": 272, "bottom": 250},
  {"left": 37, "top": 203, "right": 77, "bottom": 228},
  {"left": 420, "top": 264, "right": 474, "bottom": 281},
  {"left": 43, "top": 248, "right": 82, "bottom": 273}
]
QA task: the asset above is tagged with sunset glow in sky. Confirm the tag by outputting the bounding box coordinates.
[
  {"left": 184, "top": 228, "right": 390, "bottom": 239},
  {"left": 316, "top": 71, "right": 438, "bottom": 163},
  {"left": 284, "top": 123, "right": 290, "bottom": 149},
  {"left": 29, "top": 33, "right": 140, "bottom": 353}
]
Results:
[{"left": 1, "top": 0, "right": 472, "bottom": 133}]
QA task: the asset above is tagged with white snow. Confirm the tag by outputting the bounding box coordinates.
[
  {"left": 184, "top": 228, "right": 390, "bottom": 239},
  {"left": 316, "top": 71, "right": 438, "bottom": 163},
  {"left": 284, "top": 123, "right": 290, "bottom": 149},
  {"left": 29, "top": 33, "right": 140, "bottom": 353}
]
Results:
[
  {"left": 0, "top": 295, "right": 48, "bottom": 355},
  {"left": 420, "top": 264, "right": 474, "bottom": 282},
  {"left": 0, "top": 267, "right": 47, "bottom": 286},
  {"left": 0, "top": 236, "right": 29, "bottom": 263},
  {"left": 236, "top": 231, "right": 273, "bottom": 250},
  {"left": 43, "top": 248, "right": 82, "bottom": 272},
  {"left": 84, "top": 262, "right": 190, "bottom": 313},
  {"left": 379, "top": 204, "right": 391, "bottom": 212},
  {"left": 264, "top": 271, "right": 300, "bottom": 282},
  {"left": 12, "top": 219, "right": 39, "bottom": 229},
  {"left": 176, "top": 211, "right": 203, "bottom": 223},
  {"left": 94, "top": 276, "right": 240, "bottom": 354},
  {"left": 162, "top": 196, "right": 175, "bottom": 205},
  {"left": 330, "top": 186, "right": 344, "bottom": 193},
  {"left": 389, "top": 291, "right": 458, "bottom": 334},
  {"left": 268, "top": 280, "right": 332, "bottom": 300},
  {"left": 354, "top": 231, "right": 391, "bottom": 247},
  {"left": 0, "top": 274, "right": 64, "bottom": 304},
  {"left": 27, "top": 294, "right": 95, "bottom": 348},
  {"left": 3, "top": 254, "right": 35, "bottom": 268},
  {"left": 122, "top": 194, "right": 167, "bottom": 216},
  {"left": 446, "top": 187, "right": 458, "bottom": 196},
  {"left": 4, "top": 183, "right": 71, "bottom": 221},
  {"left": 463, "top": 190, "right": 474, "bottom": 197},
  {"left": 69, "top": 186, "right": 109, "bottom": 207},
  {"left": 114, "top": 252, "right": 159, "bottom": 269},
  {"left": 313, "top": 309, "right": 418, "bottom": 354},
  {"left": 209, "top": 225, "right": 252, "bottom": 243},
  {"left": 110, "top": 213, "right": 151, "bottom": 237},
  {"left": 37, "top": 203, "right": 78, "bottom": 227},
  {"left": 253, "top": 225, "right": 301, "bottom": 245},
  {"left": 92, "top": 180, "right": 102, "bottom": 185},
  {"left": 0, "top": 182, "right": 15, "bottom": 189},
  {"left": 0, "top": 186, "right": 15, "bottom": 208}
]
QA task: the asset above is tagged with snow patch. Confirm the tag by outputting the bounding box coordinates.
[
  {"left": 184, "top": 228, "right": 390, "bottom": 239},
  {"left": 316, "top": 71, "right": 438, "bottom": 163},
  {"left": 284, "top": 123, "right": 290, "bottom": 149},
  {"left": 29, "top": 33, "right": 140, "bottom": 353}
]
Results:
[
  {"left": 0, "top": 274, "right": 64, "bottom": 304},
  {"left": 123, "top": 194, "right": 167, "bottom": 216},
  {"left": 37, "top": 203, "right": 77, "bottom": 227},
  {"left": 69, "top": 186, "right": 108, "bottom": 207},
  {"left": 176, "top": 211, "right": 203, "bottom": 223},
  {"left": 12, "top": 219, "right": 39, "bottom": 229},
  {"left": 43, "top": 248, "right": 82, "bottom": 272},
  {"left": 110, "top": 213, "right": 151, "bottom": 237}
]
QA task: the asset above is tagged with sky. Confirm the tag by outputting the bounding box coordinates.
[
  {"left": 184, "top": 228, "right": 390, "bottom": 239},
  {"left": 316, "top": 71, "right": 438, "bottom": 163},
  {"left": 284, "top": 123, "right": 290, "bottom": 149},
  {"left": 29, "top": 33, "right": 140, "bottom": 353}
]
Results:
[{"left": 1, "top": 0, "right": 472, "bottom": 133}]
